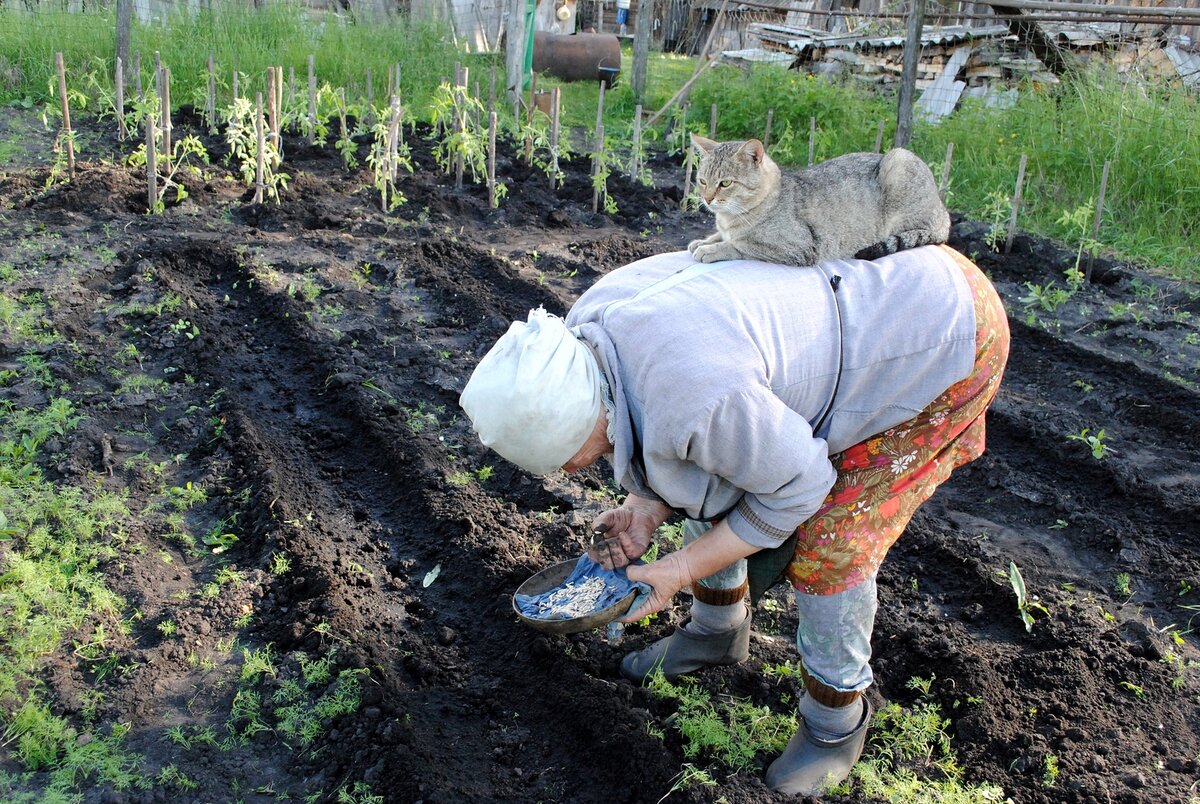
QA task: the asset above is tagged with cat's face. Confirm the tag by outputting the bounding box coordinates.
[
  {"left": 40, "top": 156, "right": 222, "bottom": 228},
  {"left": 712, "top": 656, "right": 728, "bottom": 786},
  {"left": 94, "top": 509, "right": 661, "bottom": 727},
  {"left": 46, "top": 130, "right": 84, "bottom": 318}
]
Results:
[{"left": 691, "top": 135, "right": 770, "bottom": 214}]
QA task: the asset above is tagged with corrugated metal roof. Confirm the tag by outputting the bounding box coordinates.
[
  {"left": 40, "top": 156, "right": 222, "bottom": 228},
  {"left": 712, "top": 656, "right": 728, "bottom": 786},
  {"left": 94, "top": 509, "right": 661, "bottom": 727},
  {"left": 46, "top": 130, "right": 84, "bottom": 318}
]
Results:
[
  {"left": 747, "top": 22, "right": 1011, "bottom": 55},
  {"left": 719, "top": 47, "right": 796, "bottom": 64}
]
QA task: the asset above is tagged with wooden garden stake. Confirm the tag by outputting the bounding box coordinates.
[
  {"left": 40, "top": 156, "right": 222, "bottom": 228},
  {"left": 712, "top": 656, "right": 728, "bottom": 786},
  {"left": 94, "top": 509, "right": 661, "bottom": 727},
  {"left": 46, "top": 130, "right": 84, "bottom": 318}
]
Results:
[
  {"left": 55, "top": 53, "right": 75, "bottom": 180},
  {"left": 589, "top": 82, "right": 607, "bottom": 202},
  {"left": 382, "top": 96, "right": 402, "bottom": 211},
  {"left": 488, "top": 64, "right": 497, "bottom": 120},
  {"left": 160, "top": 67, "right": 172, "bottom": 175},
  {"left": 335, "top": 87, "right": 348, "bottom": 159},
  {"left": 939, "top": 142, "right": 955, "bottom": 200},
  {"left": 134, "top": 51, "right": 142, "bottom": 99},
  {"left": 630, "top": 104, "right": 643, "bottom": 180},
  {"left": 1086, "top": 160, "right": 1111, "bottom": 281},
  {"left": 594, "top": 80, "right": 606, "bottom": 138},
  {"left": 206, "top": 53, "right": 216, "bottom": 131},
  {"left": 366, "top": 68, "right": 375, "bottom": 126},
  {"left": 388, "top": 96, "right": 402, "bottom": 181},
  {"left": 116, "top": 56, "right": 128, "bottom": 141},
  {"left": 524, "top": 71, "right": 539, "bottom": 162},
  {"left": 710, "top": 104, "right": 717, "bottom": 138},
  {"left": 874, "top": 120, "right": 885, "bottom": 153},
  {"left": 550, "top": 87, "right": 561, "bottom": 189},
  {"left": 487, "top": 110, "right": 498, "bottom": 208},
  {"left": 267, "top": 67, "right": 278, "bottom": 148},
  {"left": 592, "top": 123, "right": 605, "bottom": 214},
  {"left": 275, "top": 65, "right": 284, "bottom": 130},
  {"left": 680, "top": 103, "right": 693, "bottom": 209},
  {"left": 288, "top": 66, "right": 296, "bottom": 109},
  {"left": 682, "top": 136, "right": 694, "bottom": 210},
  {"left": 145, "top": 115, "right": 157, "bottom": 210},
  {"left": 307, "top": 54, "right": 317, "bottom": 143},
  {"left": 455, "top": 65, "right": 467, "bottom": 190},
  {"left": 808, "top": 116, "right": 816, "bottom": 166},
  {"left": 764, "top": 109, "right": 774, "bottom": 151},
  {"left": 1005, "top": 154, "right": 1028, "bottom": 254},
  {"left": 474, "top": 80, "right": 481, "bottom": 134},
  {"left": 273, "top": 67, "right": 284, "bottom": 166},
  {"left": 254, "top": 93, "right": 265, "bottom": 205}
]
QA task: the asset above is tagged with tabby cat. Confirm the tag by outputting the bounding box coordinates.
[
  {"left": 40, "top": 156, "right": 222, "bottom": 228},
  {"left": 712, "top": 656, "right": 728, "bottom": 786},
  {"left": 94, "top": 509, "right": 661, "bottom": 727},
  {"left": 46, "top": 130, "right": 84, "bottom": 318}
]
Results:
[{"left": 687, "top": 134, "right": 950, "bottom": 266}]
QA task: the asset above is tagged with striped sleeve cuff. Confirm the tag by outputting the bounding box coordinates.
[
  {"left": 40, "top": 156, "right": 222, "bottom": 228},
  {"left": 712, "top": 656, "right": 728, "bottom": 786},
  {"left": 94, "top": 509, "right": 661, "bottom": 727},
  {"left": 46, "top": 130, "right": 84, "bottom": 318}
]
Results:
[{"left": 726, "top": 497, "right": 799, "bottom": 550}]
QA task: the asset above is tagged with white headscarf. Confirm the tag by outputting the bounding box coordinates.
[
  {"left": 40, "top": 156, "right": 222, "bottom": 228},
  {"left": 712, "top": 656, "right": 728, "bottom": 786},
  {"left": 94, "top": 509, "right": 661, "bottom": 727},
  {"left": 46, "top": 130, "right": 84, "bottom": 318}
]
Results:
[{"left": 459, "top": 307, "right": 601, "bottom": 476}]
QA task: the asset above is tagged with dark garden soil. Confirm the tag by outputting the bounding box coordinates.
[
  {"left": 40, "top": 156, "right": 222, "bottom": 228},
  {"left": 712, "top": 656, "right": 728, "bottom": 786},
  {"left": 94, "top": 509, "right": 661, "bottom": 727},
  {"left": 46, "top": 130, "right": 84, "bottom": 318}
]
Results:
[{"left": 1, "top": 106, "right": 1198, "bottom": 804}]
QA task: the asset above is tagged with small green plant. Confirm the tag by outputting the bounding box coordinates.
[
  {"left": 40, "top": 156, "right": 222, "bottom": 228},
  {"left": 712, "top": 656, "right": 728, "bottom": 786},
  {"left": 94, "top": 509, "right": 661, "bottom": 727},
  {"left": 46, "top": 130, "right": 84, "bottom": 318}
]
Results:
[
  {"left": 429, "top": 81, "right": 486, "bottom": 182},
  {"left": 646, "top": 670, "right": 795, "bottom": 771},
  {"left": 447, "top": 470, "right": 471, "bottom": 486},
  {"left": 336, "top": 781, "right": 384, "bottom": 804},
  {"left": 658, "top": 763, "right": 717, "bottom": 801},
  {"left": 157, "top": 619, "right": 177, "bottom": 638},
  {"left": 273, "top": 664, "right": 364, "bottom": 749},
  {"left": 982, "top": 189, "right": 1012, "bottom": 252},
  {"left": 906, "top": 674, "right": 936, "bottom": 697},
  {"left": 1066, "top": 427, "right": 1112, "bottom": 459},
  {"left": 1042, "top": 753, "right": 1060, "bottom": 787},
  {"left": 223, "top": 96, "right": 290, "bottom": 203},
  {"left": 1118, "top": 680, "right": 1145, "bottom": 698},
  {"left": 1008, "top": 561, "right": 1049, "bottom": 632},
  {"left": 126, "top": 133, "right": 211, "bottom": 214},
  {"left": 270, "top": 551, "right": 292, "bottom": 575},
  {"left": 288, "top": 272, "right": 323, "bottom": 303},
  {"left": 1161, "top": 649, "right": 1197, "bottom": 691},
  {"left": 240, "top": 645, "right": 278, "bottom": 682},
  {"left": 1020, "top": 281, "right": 1072, "bottom": 313},
  {"left": 1057, "top": 199, "right": 1102, "bottom": 281},
  {"left": 402, "top": 402, "right": 441, "bottom": 434},
  {"left": 167, "top": 317, "right": 199, "bottom": 340},
  {"left": 589, "top": 132, "right": 620, "bottom": 215},
  {"left": 475, "top": 465, "right": 494, "bottom": 482},
  {"left": 366, "top": 101, "right": 413, "bottom": 212},
  {"left": 1113, "top": 572, "right": 1133, "bottom": 598}
]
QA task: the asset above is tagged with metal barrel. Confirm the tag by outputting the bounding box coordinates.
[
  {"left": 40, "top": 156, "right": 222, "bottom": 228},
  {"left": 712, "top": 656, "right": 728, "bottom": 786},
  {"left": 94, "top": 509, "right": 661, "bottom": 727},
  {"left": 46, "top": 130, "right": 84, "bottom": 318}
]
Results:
[{"left": 532, "top": 32, "right": 622, "bottom": 86}]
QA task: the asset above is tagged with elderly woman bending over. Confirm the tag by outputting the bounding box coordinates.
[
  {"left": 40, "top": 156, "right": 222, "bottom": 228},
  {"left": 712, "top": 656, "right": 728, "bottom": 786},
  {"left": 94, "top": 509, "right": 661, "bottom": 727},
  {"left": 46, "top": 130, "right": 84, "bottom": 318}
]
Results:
[{"left": 460, "top": 244, "right": 1009, "bottom": 796}]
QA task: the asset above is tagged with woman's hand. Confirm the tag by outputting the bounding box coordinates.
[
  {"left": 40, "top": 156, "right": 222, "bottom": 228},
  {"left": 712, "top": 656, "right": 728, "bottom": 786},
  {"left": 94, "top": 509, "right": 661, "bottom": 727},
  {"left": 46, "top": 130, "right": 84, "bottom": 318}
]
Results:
[
  {"left": 621, "top": 554, "right": 691, "bottom": 622},
  {"left": 587, "top": 493, "right": 672, "bottom": 569},
  {"left": 620, "top": 519, "right": 762, "bottom": 623}
]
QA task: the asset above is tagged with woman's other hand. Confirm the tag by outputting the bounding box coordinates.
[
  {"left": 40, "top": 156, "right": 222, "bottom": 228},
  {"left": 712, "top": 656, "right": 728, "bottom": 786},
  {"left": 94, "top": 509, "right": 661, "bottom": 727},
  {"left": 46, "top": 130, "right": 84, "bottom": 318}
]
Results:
[{"left": 587, "top": 493, "right": 672, "bottom": 569}]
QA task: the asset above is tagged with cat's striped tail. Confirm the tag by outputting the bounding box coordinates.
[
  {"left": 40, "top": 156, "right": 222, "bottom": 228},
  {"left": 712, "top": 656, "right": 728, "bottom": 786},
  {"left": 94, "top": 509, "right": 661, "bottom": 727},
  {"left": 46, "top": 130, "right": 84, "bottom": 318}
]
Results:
[{"left": 855, "top": 229, "right": 948, "bottom": 261}]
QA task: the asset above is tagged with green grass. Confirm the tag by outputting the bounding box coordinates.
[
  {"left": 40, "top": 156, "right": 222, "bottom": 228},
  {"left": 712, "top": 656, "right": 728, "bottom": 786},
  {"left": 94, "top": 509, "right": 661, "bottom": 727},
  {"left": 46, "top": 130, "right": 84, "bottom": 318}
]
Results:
[
  {"left": 914, "top": 68, "right": 1200, "bottom": 277},
  {"left": 0, "top": 395, "right": 145, "bottom": 794},
  {"left": 1, "top": 4, "right": 1195, "bottom": 276},
  {"left": 0, "top": 0, "right": 461, "bottom": 119}
]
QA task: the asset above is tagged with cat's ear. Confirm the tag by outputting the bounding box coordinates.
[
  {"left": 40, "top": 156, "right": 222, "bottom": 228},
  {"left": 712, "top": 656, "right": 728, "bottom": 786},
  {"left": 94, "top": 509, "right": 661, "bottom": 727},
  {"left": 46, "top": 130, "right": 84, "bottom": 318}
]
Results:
[
  {"left": 690, "top": 133, "right": 717, "bottom": 155},
  {"left": 742, "top": 139, "right": 766, "bottom": 166}
]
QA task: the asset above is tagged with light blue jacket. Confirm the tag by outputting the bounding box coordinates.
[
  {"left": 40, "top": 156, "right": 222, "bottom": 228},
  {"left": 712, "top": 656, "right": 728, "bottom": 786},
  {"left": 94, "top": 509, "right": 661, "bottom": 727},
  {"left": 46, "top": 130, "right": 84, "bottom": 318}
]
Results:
[{"left": 566, "top": 246, "right": 977, "bottom": 550}]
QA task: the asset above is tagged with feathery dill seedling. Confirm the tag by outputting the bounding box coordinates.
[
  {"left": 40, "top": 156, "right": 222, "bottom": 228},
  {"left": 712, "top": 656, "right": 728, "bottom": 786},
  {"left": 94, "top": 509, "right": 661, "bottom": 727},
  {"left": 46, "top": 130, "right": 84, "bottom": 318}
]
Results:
[{"left": 646, "top": 670, "right": 795, "bottom": 771}]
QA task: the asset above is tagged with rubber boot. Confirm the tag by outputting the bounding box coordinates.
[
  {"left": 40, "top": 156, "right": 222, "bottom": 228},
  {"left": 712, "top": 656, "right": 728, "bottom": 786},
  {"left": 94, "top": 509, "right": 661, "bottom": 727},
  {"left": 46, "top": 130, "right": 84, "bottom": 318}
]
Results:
[
  {"left": 765, "top": 696, "right": 872, "bottom": 796},
  {"left": 619, "top": 607, "right": 751, "bottom": 683}
]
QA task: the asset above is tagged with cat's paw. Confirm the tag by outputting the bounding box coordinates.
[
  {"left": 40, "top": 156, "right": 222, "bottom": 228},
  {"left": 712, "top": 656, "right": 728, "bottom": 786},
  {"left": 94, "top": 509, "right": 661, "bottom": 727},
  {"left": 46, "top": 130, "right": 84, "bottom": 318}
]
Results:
[
  {"left": 687, "top": 238, "right": 706, "bottom": 253},
  {"left": 692, "top": 244, "right": 734, "bottom": 263}
]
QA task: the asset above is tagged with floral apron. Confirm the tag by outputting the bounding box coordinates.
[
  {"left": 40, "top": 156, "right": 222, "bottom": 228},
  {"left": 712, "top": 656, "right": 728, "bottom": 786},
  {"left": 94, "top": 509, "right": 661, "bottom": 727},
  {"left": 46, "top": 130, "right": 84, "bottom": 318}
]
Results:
[{"left": 781, "top": 246, "right": 1011, "bottom": 596}]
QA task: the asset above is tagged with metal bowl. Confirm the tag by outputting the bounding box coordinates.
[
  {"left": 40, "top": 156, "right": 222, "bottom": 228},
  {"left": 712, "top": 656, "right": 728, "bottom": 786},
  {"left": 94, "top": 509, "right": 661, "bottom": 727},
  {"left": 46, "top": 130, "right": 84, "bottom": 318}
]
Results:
[{"left": 512, "top": 557, "right": 638, "bottom": 635}]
